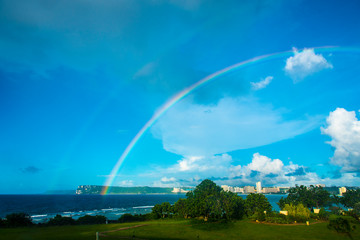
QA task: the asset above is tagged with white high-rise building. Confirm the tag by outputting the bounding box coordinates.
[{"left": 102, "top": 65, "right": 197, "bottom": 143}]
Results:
[
  {"left": 256, "top": 181, "right": 262, "bottom": 193},
  {"left": 339, "top": 187, "right": 347, "bottom": 196}
]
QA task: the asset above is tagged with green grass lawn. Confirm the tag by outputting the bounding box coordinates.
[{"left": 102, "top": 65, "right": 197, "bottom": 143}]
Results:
[{"left": 1, "top": 219, "right": 359, "bottom": 240}]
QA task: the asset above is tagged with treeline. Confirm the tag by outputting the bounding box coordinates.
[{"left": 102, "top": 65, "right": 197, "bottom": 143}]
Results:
[
  {"left": 150, "top": 180, "right": 360, "bottom": 225},
  {"left": 150, "top": 179, "right": 272, "bottom": 221},
  {"left": 1, "top": 180, "right": 359, "bottom": 230}
]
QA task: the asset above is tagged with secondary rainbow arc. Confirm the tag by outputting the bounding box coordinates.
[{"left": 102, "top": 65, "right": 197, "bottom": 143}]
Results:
[{"left": 101, "top": 46, "right": 358, "bottom": 195}]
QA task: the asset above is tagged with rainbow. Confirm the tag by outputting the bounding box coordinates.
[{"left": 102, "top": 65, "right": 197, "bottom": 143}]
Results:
[{"left": 101, "top": 46, "right": 357, "bottom": 194}]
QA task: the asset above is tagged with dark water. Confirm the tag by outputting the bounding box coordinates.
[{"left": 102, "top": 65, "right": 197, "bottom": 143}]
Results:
[{"left": 0, "top": 194, "right": 286, "bottom": 222}]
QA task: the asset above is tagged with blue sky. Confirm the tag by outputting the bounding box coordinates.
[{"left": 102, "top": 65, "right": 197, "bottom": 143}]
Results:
[{"left": 1, "top": 0, "right": 360, "bottom": 193}]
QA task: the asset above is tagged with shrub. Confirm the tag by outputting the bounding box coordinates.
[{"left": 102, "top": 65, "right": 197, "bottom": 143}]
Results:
[
  {"left": 5, "top": 213, "right": 33, "bottom": 227},
  {"left": 352, "top": 202, "right": 360, "bottom": 221},
  {"left": 283, "top": 203, "right": 310, "bottom": 223},
  {"left": 47, "top": 214, "right": 76, "bottom": 226},
  {"left": 328, "top": 217, "right": 356, "bottom": 233},
  {"left": 118, "top": 214, "right": 147, "bottom": 223},
  {"left": 77, "top": 215, "right": 106, "bottom": 225},
  {"left": 265, "top": 212, "right": 290, "bottom": 224},
  {"left": 250, "top": 211, "right": 266, "bottom": 222},
  {"left": 311, "top": 208, "right": 329, "bottom": 221},
  {"left": 329, "top": 206, "right": 342, "bottom": 215}
]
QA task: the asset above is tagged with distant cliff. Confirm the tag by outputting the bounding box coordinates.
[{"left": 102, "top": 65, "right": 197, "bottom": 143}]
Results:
[{"left": 76, "top": 185, "right": 174, "bottom": 194}]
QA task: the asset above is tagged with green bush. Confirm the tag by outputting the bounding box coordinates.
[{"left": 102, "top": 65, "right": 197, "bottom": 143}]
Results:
[
  {"left": 77, "top": 215, "right": 106, "bottom": 225},
  {"left": 283, "top": 203, "right": 310, "bottom": 223},
  {"left": 118, "top": 213, "right": 148, "bottom": 223},
  {"left": 329, "top": 206, "right": 342, "bottom": 215},
  {"left": 352, "top": 202, "right": 360, "bottom": 221},
  {"left": 265, "top": 212, "right": 290, "bottom": 224},
  {"left": 250, "top": 211, "right": 266, "bottom": 222},
  {"left": 47, "top": 214, "right": 76, "bottom": 226},
  {"left": 311, "top": 208, "right": 329, "bottom": 220},
  {"left": 5, "top": 213, "right": 33, "bottom": 227},
  {"left": 328, "top": 217, "right": 356, "bottom": 233}
]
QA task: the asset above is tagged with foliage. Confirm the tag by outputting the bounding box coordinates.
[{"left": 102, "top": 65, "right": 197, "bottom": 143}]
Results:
[
  {"left": 328, "top": 217, "right": 356, "bottom": 233},
  {"left": 283, "top": 203, "right": 310, "bottom": 222},
  {"left": 318, "top": 208, "right": 330, "bottom": 220},
  {"left": 151, "top": 204, "right": 163, "bottom": 219},
  {"left": 244, "top": 193, "right": 272, "bottom": 217},
  {"left": 77, "top": 215, "right": 106, "bottom": 225},
  {"left": 221, "top": 191, "right": 245, "bottom": 220},
  {"left": 329, "top": 206, "right": 342, "bottom": 215},
  {"left": 5, "top": 213, "right": 33, "bottom": 227},
  {"left": 47, "top": 215, "right": 76, "bottom": 226},
  {"left": 188, "top": 179, "right": 223, "bottom": 219},
  {"left": 162, "top": 179, "right": 245, "bottom": 220},
  {"left": 173, "top": 198, "right": 189, "bottom": 218},
  {"left": 118, "top": 213, "right": 148, "bottom": 223},
  {"left": 341, "top": 189, "right": 360, "bottom": 208},
  {"left": 353, "top": 202, "right": 360, "bottom": 220},
  {"left": 250, "top": 211, "right": 266, "bottom": 222},
  {"left": 160, "top": 202, "right": 173, "bottom": 218},
  {"left": 265, "top": 212, "right": 290, "bottom": 224},
  {"left": 277, "top": 185, "right": 331, "bottom": 209},
  {"left": 151, "top": 202, "right": 173, "bottom": 219},
  {"left": 310, "top": 208, "right": 329, "bottom": 221}
]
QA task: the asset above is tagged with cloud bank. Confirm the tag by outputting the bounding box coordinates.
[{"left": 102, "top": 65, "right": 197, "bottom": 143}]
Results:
[
  {"left": 152, "top": 97, "right": 322, "bottom": 156},
  {"left": 321, "top": 108, "right": 360, "bottom": 172},
  {"left": 151, "top": 152, "right": 353, "bottom": 187}
]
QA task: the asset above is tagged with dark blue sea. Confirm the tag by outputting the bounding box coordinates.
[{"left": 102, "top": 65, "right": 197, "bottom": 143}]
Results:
[{"left": 0, "top": 194, "right": 286, "bottom": 223}]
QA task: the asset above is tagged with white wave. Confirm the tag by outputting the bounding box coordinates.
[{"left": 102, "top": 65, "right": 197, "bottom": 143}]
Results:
[
  {"left": 101, "top": 208, "right": 114, "bottom": 211},
  {"left": 133, "top": 205, "right": 154, "bottom": 209},
  {"left": 31, "top": 214, "right": 48, "bottom": 218}
]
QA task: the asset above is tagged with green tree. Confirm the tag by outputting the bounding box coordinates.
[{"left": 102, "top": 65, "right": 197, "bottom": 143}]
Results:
[
  {"left": 77, "top": 215, "right": 106, "bottom": 225},
  {"left": 277, "top": 185, "right": 331, "bottom": 209},
  {"left": 341, "top": 189, "right": 360, "bottom": 208},
  {"left": 221, "top": 191, "right": 245, "bottom": 220},
  {"left": 47, "top": 214, "right": 76, "bottom": 226},
  {"left": 173, "top": 198, "right": 189, "bottom": 218},
  {"left": 189, "top": 179, "right": 222, "bottom": 219},
  {"left": 311, "top": 186, "right": 331, "bottom": 208},
  {"left": 244, "top": 193, "right": 272, "bottom": 217},
  {"left": 160, "top": 202, "right": 172, "bottom": 218},
  {"left": 5, "top": 213, "right": 33, "bottom": 227},
  {"left": 151, "top": 204, "right": 162, "bottom": 219}
]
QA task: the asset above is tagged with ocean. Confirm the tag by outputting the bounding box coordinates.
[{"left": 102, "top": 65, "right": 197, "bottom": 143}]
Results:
[{"left": 0, "top": 194, "right": 286, "bottom": 223}]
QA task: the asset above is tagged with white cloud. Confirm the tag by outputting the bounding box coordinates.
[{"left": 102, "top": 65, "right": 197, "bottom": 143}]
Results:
[
  {"left": 229, "top": 153, "right": 323, "bottom": 186},
  {"left": 149, "top": 152, "right": 360, "bottom": 187},
  {"left": 119, "top": 180, "right": 134, "bottom": 186},
  {"left": 321, "top": 108, "right": 360, "bottom": 172},
  {"left": 251, "top": 76, "right": 273, "bottom": 90},
  {"left": 152, "top": 97, "right": 322, "bottom": 156},
  {"left": 248, "top": 153, "right": 284, "bottom": 175},
  {"left": 285, "top": 48, "right": 333, "bottom": 81},
  {"left": 161, "top": 177, "right": 177, "bottom": 182},
  {"left": 170, "top": 154, "right": 232, "bottom": 175}
]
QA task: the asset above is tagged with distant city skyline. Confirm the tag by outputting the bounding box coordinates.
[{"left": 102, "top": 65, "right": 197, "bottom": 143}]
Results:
[{"left": 1, "top": 0, "right": 360, "bottom": 193}]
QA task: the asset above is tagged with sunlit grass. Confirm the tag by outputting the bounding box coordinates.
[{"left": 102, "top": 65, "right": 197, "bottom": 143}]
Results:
[{"left": 1, "top": 219, "right": 359, "bottom": 240}]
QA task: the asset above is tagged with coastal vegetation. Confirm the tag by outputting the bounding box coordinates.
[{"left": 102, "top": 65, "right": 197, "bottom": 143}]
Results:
[{"left": 1, "top": 180, "right": 360, "bottom": 239}]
